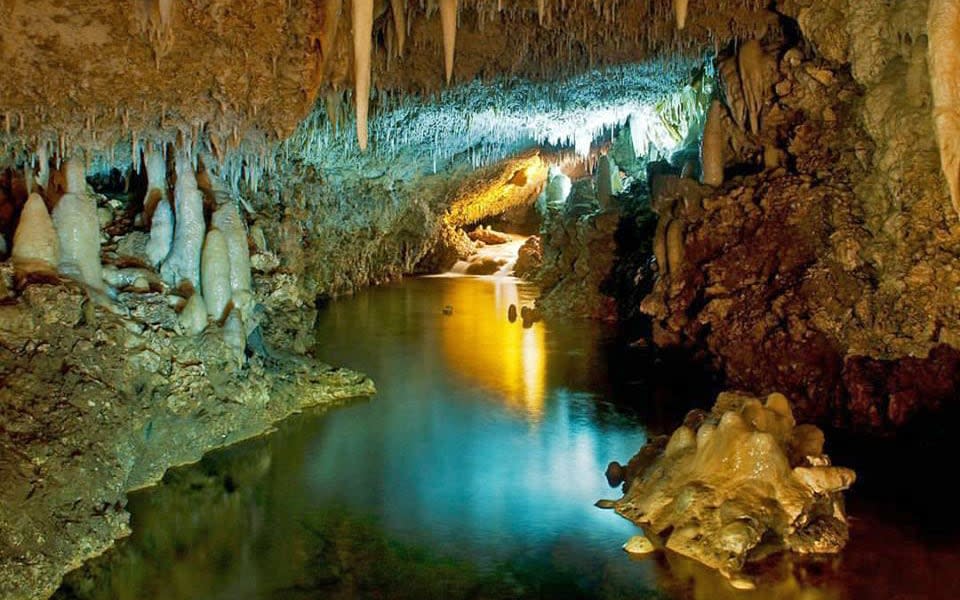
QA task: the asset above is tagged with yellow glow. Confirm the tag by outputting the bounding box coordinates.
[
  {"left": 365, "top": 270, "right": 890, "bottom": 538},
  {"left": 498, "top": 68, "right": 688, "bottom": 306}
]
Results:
[
  {"left": 440, "top": 279, "right": 546, "bottom": 422},
  {"left": 445, "top": 154, "right": 549, "bottom": 227}
]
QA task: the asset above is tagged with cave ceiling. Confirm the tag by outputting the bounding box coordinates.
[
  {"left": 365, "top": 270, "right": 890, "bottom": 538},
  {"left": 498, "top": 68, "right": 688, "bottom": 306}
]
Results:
[{"left": 0, "top": 0, "right": 776, "bottom": 169}]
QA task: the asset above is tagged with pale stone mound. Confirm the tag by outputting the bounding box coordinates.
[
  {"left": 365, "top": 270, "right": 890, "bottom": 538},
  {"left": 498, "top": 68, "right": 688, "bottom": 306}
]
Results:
[{"left": 612, "top": 392, "right": 855, "bottom": 578}]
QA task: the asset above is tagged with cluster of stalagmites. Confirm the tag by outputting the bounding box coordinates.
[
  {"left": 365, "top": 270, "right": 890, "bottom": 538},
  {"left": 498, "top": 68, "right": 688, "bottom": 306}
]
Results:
[
  {"left": 3, "top": 147, "right": 254, "bottom": 363},
  {"left": 605, "top": 392, "right": 855, "bottom": 585}
]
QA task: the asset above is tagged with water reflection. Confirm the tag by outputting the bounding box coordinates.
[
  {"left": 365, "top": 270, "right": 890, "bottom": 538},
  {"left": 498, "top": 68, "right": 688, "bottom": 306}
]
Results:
[
  {"left": 440, "top": 277, "right": 546, "bottom": 421},
  {"left": 53, "top": 276, "right": 960, "bottom": 600}
]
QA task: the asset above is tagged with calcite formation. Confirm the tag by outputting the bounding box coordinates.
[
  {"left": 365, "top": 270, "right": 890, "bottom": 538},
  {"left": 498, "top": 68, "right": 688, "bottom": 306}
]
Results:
[
  {"left": 700, "top": 99, "right": 725, "bottom": 186},
  {"left": 352, "top": 0, "right": 374, "bottom": 152},
  {"left": 52, "top": 166, "right": 103, "bottom": 290},
  {"left": 200, "top": 229, "right": 231, "bottom": 321},
  {"left": 440, "top": 0, "right": 459, "bottom": 85},
  {"left": 11, "top": 193, "right": 59, "bottom": 276},
  {"left": 612, "top": 392, "right": 855, "bottom": 579},
  {"left": 928, "top": 0, "right": 960, "bottom": 217},
  {"left": 160, "top": 153, "right": 204, "bottom": 290}
]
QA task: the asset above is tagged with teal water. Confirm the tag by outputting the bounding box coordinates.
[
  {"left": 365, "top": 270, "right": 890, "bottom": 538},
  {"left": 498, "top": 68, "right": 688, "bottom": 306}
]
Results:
[{"left": 54, "top": 276, "right": 960, "bottom": 600}]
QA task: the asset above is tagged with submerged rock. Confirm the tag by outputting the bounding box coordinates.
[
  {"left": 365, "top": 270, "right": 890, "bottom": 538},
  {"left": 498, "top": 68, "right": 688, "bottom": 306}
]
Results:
[{"left": 613, "top": 391, "right": 855, "bottom": 578}]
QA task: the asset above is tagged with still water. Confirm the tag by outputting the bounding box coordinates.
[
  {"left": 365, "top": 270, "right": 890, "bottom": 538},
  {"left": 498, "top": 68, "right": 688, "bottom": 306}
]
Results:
[{"left": 56, "top": 276, "right": 960, "bottom": 600}]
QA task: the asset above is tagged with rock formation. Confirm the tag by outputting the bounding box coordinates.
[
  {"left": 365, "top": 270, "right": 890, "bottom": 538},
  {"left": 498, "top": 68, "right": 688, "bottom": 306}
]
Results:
[
  {"left": 612, "top": 392, "right": 854, "bottom": 580},
  {"left": 52, "top": 161, "right": 103, "bottom": 290},
  {"left": 11, "top": 193, "right": 59, "bottom": 277}
]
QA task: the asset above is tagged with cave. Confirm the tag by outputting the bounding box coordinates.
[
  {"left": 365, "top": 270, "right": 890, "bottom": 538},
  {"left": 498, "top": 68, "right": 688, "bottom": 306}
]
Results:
[{"left": 2, "top": 1, "right": 960, "bottom": 599}]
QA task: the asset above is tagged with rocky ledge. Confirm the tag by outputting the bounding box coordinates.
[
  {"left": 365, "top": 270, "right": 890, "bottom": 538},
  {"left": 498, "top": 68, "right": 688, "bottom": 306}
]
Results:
[{"left": 0, "top": 269, "right": 374, "bottom": 600}]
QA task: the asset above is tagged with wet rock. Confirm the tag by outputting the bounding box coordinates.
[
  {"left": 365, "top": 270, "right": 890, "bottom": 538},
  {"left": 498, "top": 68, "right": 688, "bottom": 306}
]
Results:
[
  {"left": 416, "top": 224, "right": 474, "bottom": 274},
  {"left": 467, "top": 226, "right": 510, "bottom": 245},
  {"left": 536, "top": 204, "right": 620, "bottom": 320},
  {"left": 613, "top": 392, "right": 854, "bottom": 578},
  {"left": 507, "top": 304, "right": 517, "bottom": 322},
  {"left": 605, "top": 461, "right": 625, "bottom": 487},
  {"left": 512, "top": 235, "right": 542, "bottom": 279},
  {"left": 465, "top": 257, "right": 505, "bottom": 276},
  {"left": 623, "top": 535, "right": 656, "bottom": 555}
]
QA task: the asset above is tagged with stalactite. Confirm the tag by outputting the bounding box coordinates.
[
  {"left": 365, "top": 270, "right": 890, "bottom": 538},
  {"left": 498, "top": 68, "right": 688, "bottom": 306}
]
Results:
[
  {"left": 672, "top": 0, "right": 687, "bottom": 30},
  {"left": 353, "top": 0, "right": 374, "bottom": 151},
  {"left": 390, "top": 0, "right": 406, "bottom": 56},
  {"left": 440, "top": 0, "right": 458, "bottom": 85},
  {"left": 36, "top": 145, "right": 50, "bottom": 191},
  {"left": 320, "top": 0, "right": 343, "bottom": 72},
  {"left": 928, "top": 0, "right": 960, "bottom": 217}
]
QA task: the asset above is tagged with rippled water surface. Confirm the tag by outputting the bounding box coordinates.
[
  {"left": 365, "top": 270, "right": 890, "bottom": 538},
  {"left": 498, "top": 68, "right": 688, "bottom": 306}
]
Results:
[{"left": 55, "top": 276, "right": 960, "bottom": 600}]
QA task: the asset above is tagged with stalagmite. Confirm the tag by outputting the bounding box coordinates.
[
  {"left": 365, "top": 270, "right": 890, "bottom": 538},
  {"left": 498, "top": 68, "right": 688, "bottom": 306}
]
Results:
[
  {"left": 596, "top": 155, "right": 619, "bottom": 210},
  {"left": 928, "top": 0, "right": 960, "bottom": 217},
  {"left": 353, "top": 0, "right": 373, "bottom": 151},
  {"left": 665, "top": 219, "right": 685, "bottom": 275},
  {"left": 211, "top": 202, "right": 253, "bottom": 314},
  {"left": 53, "top": 160, "right": 103, "bottom": 289},
  {"left": 701, "top": 100, "right": 725, "bottom": 187},
  {"left": 537, "top": 166, "right": 572, "bottom": 212},
  {"left": 161, "top": 151, "right": 205, "bottom": 291},
  {"left": 223, "top": 311, "right": 246, "bottom": 365},
  {"left": 390, "top": 0, "right": 406, "bottom": 56},
  {"left": 201, "top": 229, "right": 232, "bottom": 321},
  {"left": 12, "top": 193, "right": 59, "bottom": 275},
  {"left": 673, "top": 0, "right": 688, "bottom": 30},
  {"left": 146, "top": 198, "right": 174, "bottom": 267},
  {"left": 738, "top": 40, "right": 769, "bottom": 135},
  {"left": 179, "top": 292, "right": 208, "bottom": 335},
  {"left": 144, "top": 145, "right": 167, "bottom": 221},
  {"left": 63, "top": 159, "right": 87, "bottom": 195},
  {"left": 439, "top": 0, "right": 458, "bottom": 85}
]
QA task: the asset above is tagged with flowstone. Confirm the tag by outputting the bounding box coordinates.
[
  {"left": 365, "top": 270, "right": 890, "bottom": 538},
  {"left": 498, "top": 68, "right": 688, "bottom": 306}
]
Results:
[{"left": 610, "top": 392, "right": 855, "bottom": 579}]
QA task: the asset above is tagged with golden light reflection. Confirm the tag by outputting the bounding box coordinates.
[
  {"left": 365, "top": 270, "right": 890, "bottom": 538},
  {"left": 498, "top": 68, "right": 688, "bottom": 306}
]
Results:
[
  {"left": 440, "top": 279, "right": 547, "bottom": 422},
  {"left": 444, "top": 153, "right": 549, "bottom": 227}
]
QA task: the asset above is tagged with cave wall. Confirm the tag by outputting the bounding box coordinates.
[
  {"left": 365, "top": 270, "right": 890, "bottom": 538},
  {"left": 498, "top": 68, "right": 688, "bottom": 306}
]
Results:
[{"left": 642, "top": 0, "right": 960, "bottom": 432}]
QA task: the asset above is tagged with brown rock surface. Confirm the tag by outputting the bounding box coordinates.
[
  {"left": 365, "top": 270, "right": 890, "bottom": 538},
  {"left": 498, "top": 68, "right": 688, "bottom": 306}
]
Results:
[{"left": 513, "top": 236, "right": 542, "bottom": 279}]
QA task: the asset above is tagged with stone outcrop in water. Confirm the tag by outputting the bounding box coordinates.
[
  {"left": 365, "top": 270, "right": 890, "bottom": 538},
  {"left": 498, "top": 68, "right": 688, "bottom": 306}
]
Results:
[
  {"left": 512, "top": 236, "right": 542, "bottom": 279},
  {"left": 611, "top": 392, "right": 855, "bottom": 580},
  {"left": 467, "top": 226, "right": 510, "bottom": 246}
]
